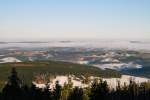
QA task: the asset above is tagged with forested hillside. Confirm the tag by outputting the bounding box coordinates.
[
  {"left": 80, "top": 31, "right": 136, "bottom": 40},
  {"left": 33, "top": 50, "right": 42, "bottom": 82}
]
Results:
[{"left": 0, "top": 61, "right": 121, "bottom": 90}]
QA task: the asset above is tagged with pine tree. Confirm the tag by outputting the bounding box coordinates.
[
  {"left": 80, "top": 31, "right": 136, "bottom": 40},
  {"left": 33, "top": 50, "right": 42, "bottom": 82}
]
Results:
[
  {"left": 53, "top": 81, "right": 62, "bottom": 100},
  {"left": 60, "top": 79, "right": 73, "bottom": 100},
  {"left": 2, "top": 67, "right": 23, "bottom": 100},
  {"left": 89, "top": 79, "right": 109, "bottom": 100},
  {"left": 68, "top": 87, "right": 84, "bottom": 100},
  {"left": 43, "top": 83, "right": 53, "bottom": 100}
]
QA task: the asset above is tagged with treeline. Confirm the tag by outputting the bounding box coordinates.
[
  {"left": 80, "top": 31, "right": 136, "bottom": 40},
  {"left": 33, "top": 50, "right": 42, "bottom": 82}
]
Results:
[{"left": 0, "top": 68, "right": 150, "bottom": 100}]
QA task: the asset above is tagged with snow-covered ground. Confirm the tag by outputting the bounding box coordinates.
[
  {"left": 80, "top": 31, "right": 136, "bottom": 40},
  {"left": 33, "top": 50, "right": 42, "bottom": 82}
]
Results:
[
  {"left": 49, "top": 76, "right": 88, "bottom": 88},
  {"left": 103, "top": 75, "right": 149, "bottom": 89},
  {"left": 93, "top": 62, "right": 142, "bottom": 71},
  {"left": 33, "top": 75, "right": 88, "bottom": 89},
  {"left": 0, "top": 57, "right": 22, "bottom": 63},
  {"left": 34, "top": 75, "right": 149, "bottom": 89}
]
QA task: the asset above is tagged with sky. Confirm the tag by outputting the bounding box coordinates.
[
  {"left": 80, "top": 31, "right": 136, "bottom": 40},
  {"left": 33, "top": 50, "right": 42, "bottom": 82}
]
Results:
[{"left": 0, "top": 0, "right": 150, "bottom": 40}]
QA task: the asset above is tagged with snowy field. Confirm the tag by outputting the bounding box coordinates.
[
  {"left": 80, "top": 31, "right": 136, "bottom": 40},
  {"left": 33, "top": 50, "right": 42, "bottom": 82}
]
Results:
[{"left": 34, "top": 75, "right": 150, "bottom": 89}]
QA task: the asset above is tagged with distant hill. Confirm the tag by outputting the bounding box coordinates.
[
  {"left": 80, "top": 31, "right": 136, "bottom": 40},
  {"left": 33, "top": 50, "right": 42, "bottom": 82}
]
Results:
[
  {"left": 119, "top": 52, "right": 150, "bottom": 78},
  {"left": 0, "top": 60, "right": 121, "bottom": 89}
]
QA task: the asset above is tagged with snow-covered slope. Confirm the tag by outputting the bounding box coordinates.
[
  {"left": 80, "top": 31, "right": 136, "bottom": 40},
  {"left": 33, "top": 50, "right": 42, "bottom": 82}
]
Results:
[
  {"left": 0, "top": 57, "right": 22, "bottom": 63},
  {"left": 103, "top": 75, "right": 149, "bottom": 89},
  {"left": 34, "top": 75, "right": 149, "bottom": 89}
]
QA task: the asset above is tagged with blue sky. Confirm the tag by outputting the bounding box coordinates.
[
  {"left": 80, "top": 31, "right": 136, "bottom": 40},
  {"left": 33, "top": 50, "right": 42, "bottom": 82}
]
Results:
[{"left": 0, "top": 0, "right": 150, "bottom": 39}]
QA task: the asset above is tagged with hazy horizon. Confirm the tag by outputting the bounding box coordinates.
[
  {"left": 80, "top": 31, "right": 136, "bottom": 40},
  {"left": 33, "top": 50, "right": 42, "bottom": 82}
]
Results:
[{"left": 0, "top": 37, "right": 150, "bottom": 42}]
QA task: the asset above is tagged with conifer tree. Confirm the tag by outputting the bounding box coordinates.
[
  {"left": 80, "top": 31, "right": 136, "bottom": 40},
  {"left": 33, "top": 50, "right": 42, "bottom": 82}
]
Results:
[
  {"left": 2, "top": 67, "right": 22, "bottom": 100},
  {"left": 53, "top": 81, "right": 62, "bottom": 100},
  {"left": 89, "top": 79, "right": 109, "bottom": 100},
  {"left": 68, "top": 87, "right": 84, "bottom": 100}
]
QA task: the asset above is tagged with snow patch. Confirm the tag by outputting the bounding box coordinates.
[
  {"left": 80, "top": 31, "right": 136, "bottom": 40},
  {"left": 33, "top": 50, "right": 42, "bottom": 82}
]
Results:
[
  {"left": 93, "top": 62, "right": 142, "bottom": 71},
  {"left": 0, "top": 57, "right": 22, "bottom": 63}
]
